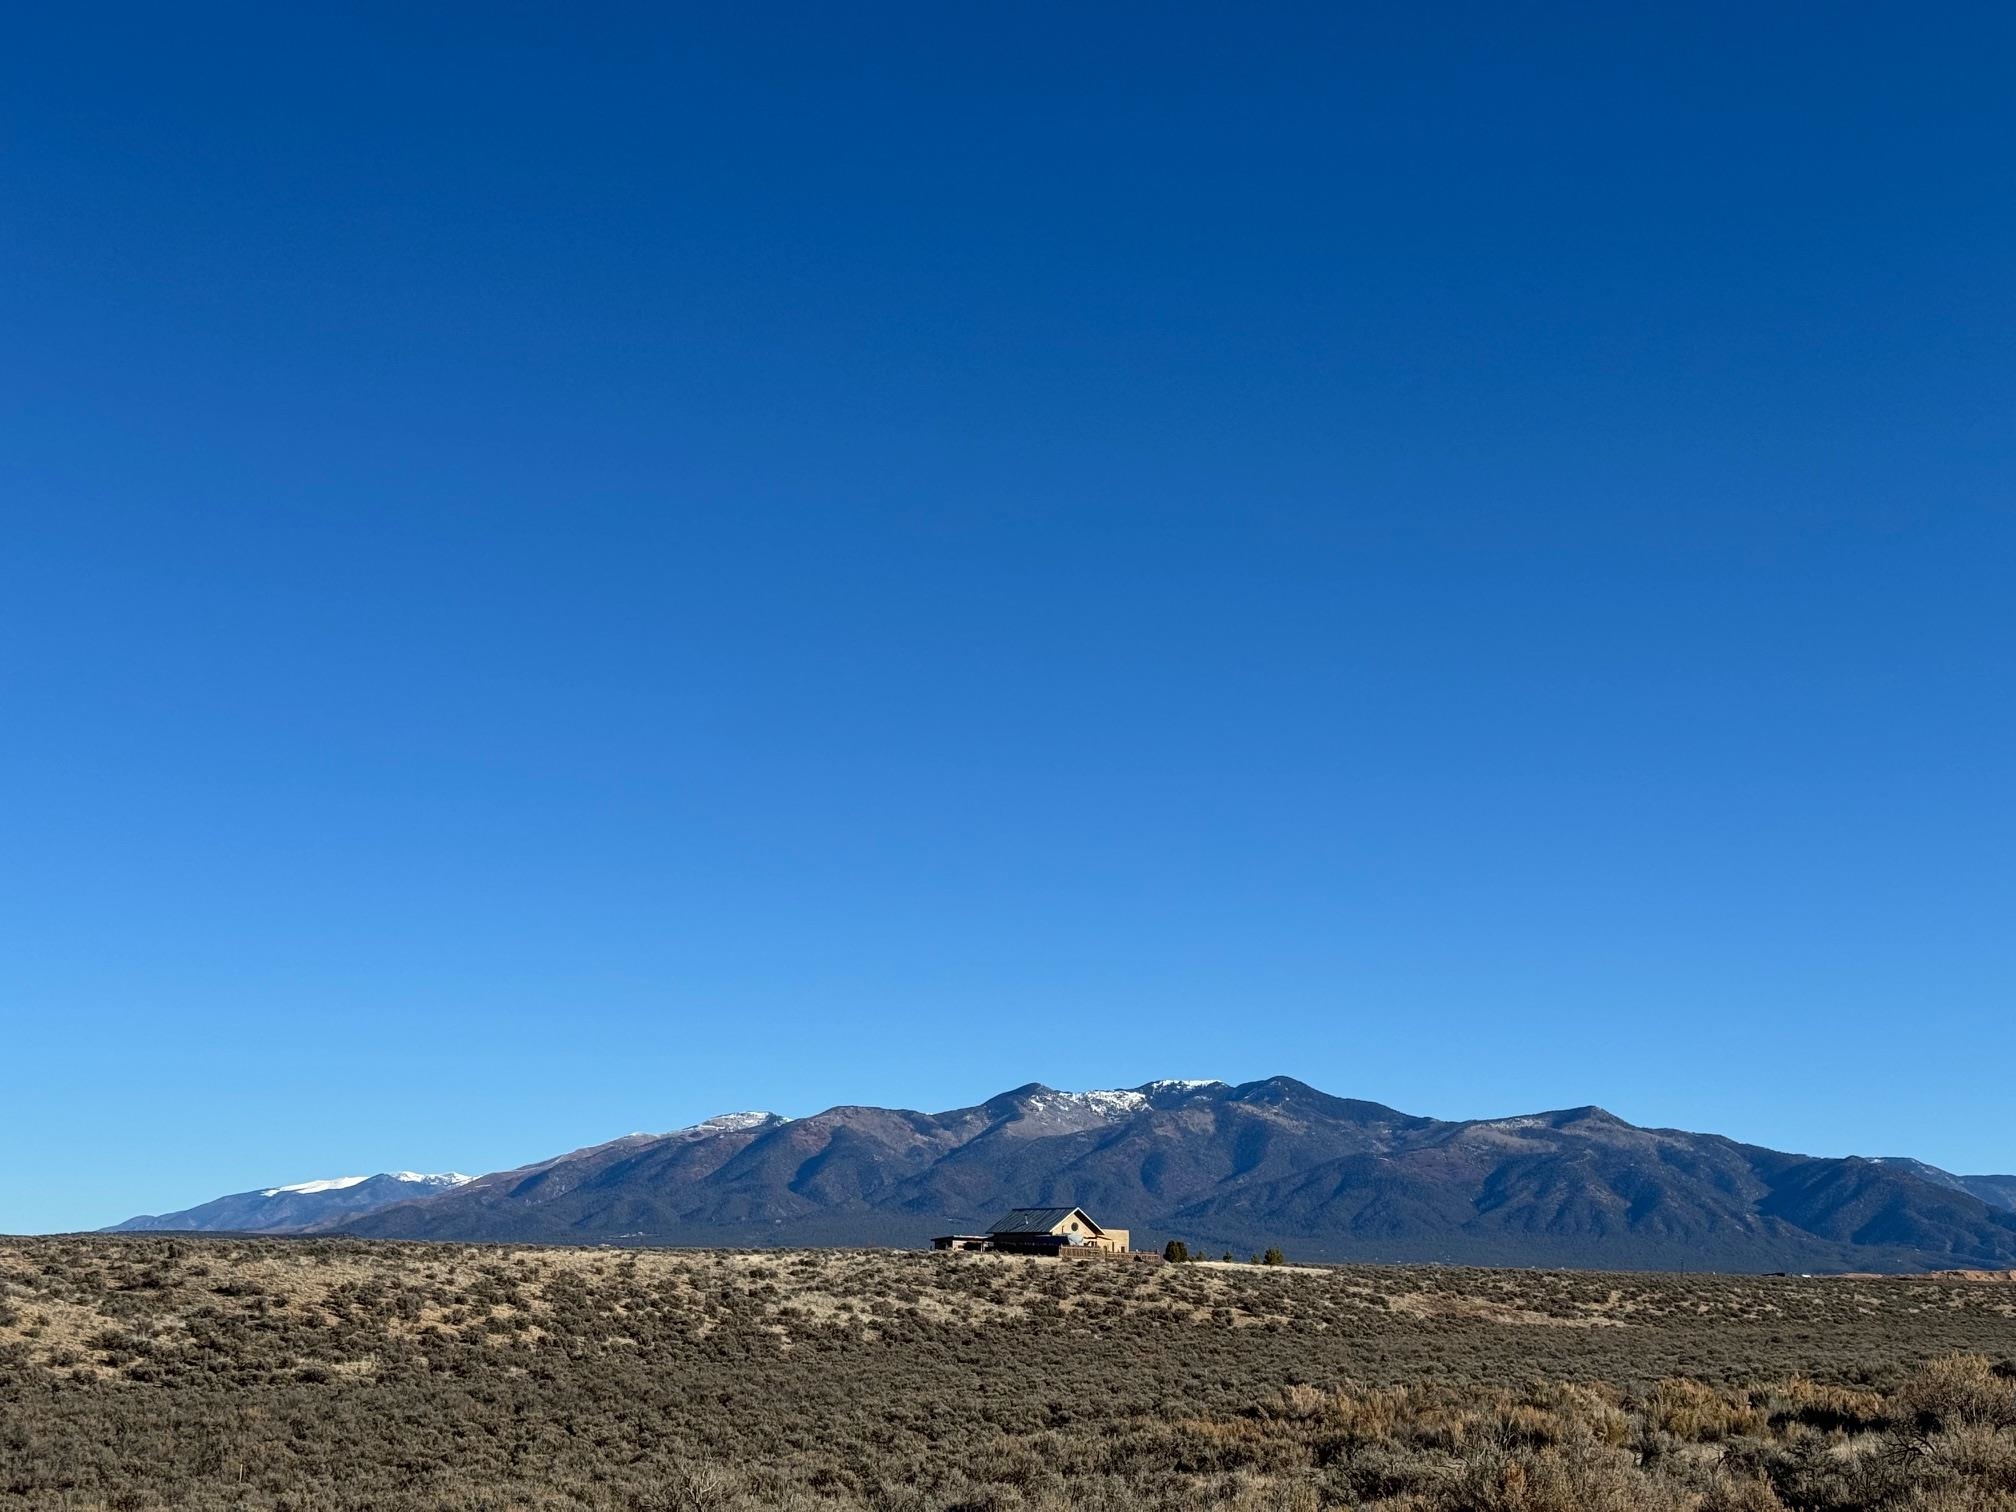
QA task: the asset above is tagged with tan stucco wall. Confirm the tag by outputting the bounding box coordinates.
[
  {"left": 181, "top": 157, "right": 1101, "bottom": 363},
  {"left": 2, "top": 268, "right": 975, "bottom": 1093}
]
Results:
[{"left": 1041, "top": 1212, "right": 1130, "bottom": 1252}]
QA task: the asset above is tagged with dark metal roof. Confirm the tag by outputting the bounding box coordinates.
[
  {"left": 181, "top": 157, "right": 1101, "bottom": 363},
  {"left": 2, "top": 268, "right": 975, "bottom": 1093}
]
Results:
[{"left": 986, "top": 1206, "right": 1101, "bottom": 1236}]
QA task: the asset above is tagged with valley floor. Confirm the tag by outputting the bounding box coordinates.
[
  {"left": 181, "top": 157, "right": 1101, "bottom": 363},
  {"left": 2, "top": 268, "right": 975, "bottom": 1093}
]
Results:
[{"left": 2, "top": 1237, "right": 2014, "bottom": 1510}]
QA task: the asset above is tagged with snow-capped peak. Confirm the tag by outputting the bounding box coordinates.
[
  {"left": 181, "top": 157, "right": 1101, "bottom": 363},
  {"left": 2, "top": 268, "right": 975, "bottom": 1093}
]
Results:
[
  {"left": 260, "top": 1176, "right": 369, "bottom": 1197},
  {"left": 252, "top": 1177, "right": 467, "bottom": 1201},
  {"left": 1076, "top": 1089, "right": 1150, "bottom": 1117},
  {"left": 1019, "top": 1088, "right": 1149, "bottom": 1120},
  {"left": 1139, "top": 1078, "right": 1225, "bottom": 1094},
  {"left": 1012, "top": 1081, "right": 1226, "bottom": 1124},
  {"left": 258, "top": 1171, "right": 472, "bottom": 1198},
  {"left": 670, "top": 1110, "right": 788, "bottom": 1139}
]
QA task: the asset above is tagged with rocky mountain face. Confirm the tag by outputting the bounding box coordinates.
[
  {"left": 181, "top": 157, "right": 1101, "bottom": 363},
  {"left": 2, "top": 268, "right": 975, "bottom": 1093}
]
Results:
[
  {"left": 323, "top": 1079, "right": 2016, "bottom": 1273},
  {"left": 107, "top": 1171, "right": 471, "bottom": 1234}
]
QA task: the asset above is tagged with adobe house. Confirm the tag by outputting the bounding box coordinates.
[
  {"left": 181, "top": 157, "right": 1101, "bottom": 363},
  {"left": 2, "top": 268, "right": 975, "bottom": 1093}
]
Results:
[{"left": 932, "top": 1206, "right": 1134, "bottom": 1257}]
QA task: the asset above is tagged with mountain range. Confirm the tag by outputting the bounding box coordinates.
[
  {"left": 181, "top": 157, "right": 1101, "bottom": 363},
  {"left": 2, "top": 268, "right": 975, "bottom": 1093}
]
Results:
[
  {"left": 110, "top": 1171, "right": 472, "bottom": 1234},
  {"left": 107, "top": 1079, "right": 2016, "bottom": 1273}
]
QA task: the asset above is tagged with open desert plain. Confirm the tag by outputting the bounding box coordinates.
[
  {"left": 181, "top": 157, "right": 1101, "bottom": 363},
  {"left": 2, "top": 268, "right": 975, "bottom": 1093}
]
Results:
[{"left": 3, "top": 1237, "right": 2014, "bottom": 1511}]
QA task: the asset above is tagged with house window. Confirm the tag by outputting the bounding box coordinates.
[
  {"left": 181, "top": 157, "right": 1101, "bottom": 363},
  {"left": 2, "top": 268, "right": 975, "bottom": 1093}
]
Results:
[{"left": 1070, "top": 1222, "right": 1079, "bottom": 1231}]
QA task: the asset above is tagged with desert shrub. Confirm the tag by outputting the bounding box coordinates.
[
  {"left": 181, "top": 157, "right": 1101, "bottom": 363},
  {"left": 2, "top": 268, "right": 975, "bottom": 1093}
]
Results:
[
  {"left": 1646, "top": 1378, "right": 1766, "bottom": 1441},
  {"left": 1256, "top": 1383, "right": 1326, "bottom": 1422},
  {"left": 3, "top": 1237, "right": 2016, "bottom": 1510},
  {"left": 1893, "top": 1353, "right": 2016, "bottom": 1434}
]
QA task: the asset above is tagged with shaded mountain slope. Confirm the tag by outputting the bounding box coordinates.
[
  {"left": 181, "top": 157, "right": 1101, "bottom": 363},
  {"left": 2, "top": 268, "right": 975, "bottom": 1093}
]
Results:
[{"left": 1870, "top": 1158, "right": 2016, "bottom": 1214}]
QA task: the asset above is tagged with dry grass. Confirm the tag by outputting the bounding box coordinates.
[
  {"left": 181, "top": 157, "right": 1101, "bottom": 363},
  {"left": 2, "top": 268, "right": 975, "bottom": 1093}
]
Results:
[{"left": 1, "top": 1236, "right": 2014, "bottom": 1510}]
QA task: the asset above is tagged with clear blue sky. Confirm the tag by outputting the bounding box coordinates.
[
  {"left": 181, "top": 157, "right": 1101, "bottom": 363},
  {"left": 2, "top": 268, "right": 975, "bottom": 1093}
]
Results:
[{"left": 4, "top": 5, "right": 2011, "bottom": 1233}]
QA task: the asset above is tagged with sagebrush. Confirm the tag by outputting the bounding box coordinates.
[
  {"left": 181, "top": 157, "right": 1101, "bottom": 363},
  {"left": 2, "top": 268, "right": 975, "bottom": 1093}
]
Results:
[{"left": 3, "top": 1237, "right": 2014, "bottom": 1509}]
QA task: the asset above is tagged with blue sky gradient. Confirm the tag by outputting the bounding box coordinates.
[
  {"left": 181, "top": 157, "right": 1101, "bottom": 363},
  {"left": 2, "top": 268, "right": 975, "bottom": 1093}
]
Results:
[{"left": 4, "top": 5, "right": 2012, "bottom": 1232}]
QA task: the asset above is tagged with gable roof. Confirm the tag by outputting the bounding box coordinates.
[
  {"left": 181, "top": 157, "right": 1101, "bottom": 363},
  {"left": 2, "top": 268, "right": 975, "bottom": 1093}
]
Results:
[{"left": 986, "top": 1206, "right": 1103, "bottom": 1236}]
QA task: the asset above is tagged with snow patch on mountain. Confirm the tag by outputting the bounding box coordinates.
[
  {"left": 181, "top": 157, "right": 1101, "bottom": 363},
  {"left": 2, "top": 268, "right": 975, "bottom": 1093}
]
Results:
[
  {"left": 261, "top": 1176, "right": 370, "bottom": 1197},
  {"left": 259, "top": 1171, "right": 470, "bottom": 1198},
  {"left": 670, "top": 1111, "right": 789, "bottom": 1139},
  {"left": 1016, "top": 1082, "right": 1228, "bottom": 1124},
  {"left": 1073, "top": 1089, "right": 1149, "bottom": 1117},
  {"left": 1028, "top": 1087, "right": 1180, "bottom": 1119},
  {"left": 1013, "top": 1089, "right": 1142, "bottom": 1119}
]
